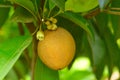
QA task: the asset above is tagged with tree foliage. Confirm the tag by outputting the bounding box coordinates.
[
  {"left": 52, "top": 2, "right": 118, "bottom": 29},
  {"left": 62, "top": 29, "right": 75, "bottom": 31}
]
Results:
[{"left": 0, "top": 0, "right": 120, "bottom": 80}]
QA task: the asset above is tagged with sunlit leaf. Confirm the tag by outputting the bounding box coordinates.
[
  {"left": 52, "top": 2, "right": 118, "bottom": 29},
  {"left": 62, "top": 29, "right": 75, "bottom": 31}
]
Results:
[
  {"left": 11, "top": 6, "right": 34, "bottom": 23},
  {"left": 34, "top": 57, "right": 59, "bottom": 80},
  {"left": 65, "top": 0, "right": 98, "bottom": 12},
  {"left": 60, "top": 11, "right": 94, "bottom": 40},
  {"left": 60, "top": 70, "right": 95, "bottom": 80},
  {"left": 50, "top": 0, "right": 65, "bottom": 11},
  {"left": 0, "top": 35, "right": 32, "bottom": 80},
  {"left": 68, "top": 71, "right": 95, "bottom": 80}
]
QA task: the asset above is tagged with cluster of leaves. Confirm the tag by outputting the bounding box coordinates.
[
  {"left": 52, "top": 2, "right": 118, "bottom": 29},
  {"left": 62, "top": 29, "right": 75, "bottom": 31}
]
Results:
[{"left": 0, "top": 0, "right": 120, "bottom": 80}]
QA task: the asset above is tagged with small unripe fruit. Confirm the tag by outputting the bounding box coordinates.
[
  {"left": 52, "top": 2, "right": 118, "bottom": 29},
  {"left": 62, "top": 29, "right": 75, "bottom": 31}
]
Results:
[
  {"left": 37, "top": 27, "right": 76, "bottom": 70},
  {"left": 49, "top": 17, "right": 57, "bottom": 23},
  {"left": 45, "top": 17, "right": 58, "bottom": 30},
  {"left": 45, "top": 21, "right": 51, "bottom": 25},
  {"left": 47, "top": 24, "right": 57, "bottom": 30},
  {"left": 36, "top": 31, "right": 44, "bottom": 41}
]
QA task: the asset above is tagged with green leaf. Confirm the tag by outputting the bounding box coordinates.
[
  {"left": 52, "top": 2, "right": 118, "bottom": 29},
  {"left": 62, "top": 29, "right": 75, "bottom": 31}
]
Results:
[
  {"left": 111, "top": 0, "right": 120, "bottom": 39},
  {"left": 103, "top": 28, "right": 120, "bottom": 78},
  {"left": 9, "top": 0, "right": 37, "bottom": 20},
  {"left": 0, "top": 0, "right": 11, "bottom": 8},
  {"left": 94, "top": 13, "right": 113, "bottom": 79},
  {"left": 49, "top": 0, "right": 56, "bottom": 11},
  {"left": 95, "top": 13, "right": 120, "bottom": 78},
  {"left": 98, "top": 0, "right": 110, "bottom": 11},
  {"left": 88, "top": 26, "right": 106, "bottom": 79},
  {"left": 0, "top": 8, "right": 10, "bottom": 27},
  {"left": 34, "top": 57, "right": 59, "bottom": 80},
  {"left": 0, "top": 35, "right": 32, "bottom": 80},
  {"left": 11, "top": 6, "right": 34, "bottom": 23},
  {"left": 95, "top": 13, "right": 118, "bottom": 63},
  {"left": 4, "top": 69, "right": 18, "bottom": 80},
  {"left": 111, "top": 0, "right": 120, "bottom": 7},
  {"left": 14, "top": 59, "right": 28, "bottom": 78},
  {"left": 80, "top": 33, "right": 93, "bottom": 61},
  {"left": 50, "top": 0, "right": 65, "bottom": 11},
  {"left": 88, "top": 28, "right": 106, "bottom": 67},
  {"left": 60, "top": 11, "right": 94, "bottom": 40},
  {"left": 109, "top": 15, "right": 120, "bottom": 40},
  {"left": 67, "top": 71, "right": 95, "bottom": 80},
  {"left": 65, "top": 0, "right": 98, "bottom": 12}
]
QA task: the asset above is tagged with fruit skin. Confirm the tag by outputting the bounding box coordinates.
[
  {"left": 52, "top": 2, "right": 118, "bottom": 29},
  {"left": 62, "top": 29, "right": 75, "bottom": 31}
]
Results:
[{"left": 37, "top": 27, "right": 76, "bottom": 70}]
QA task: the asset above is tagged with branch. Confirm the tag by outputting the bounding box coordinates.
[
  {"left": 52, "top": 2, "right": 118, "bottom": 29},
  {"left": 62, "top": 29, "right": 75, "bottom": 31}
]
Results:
[
  {"left": 104, "top": 10, "right": 120, "bottom": 16},
  {"left": 25, "top": 23, "right": 38, "bottom": 80},
  {"left": 18, "top": 23, "right": 24, "bottom": 35},
  {"left": 83, "top": 8, "right": 100, "bottom": 19}
]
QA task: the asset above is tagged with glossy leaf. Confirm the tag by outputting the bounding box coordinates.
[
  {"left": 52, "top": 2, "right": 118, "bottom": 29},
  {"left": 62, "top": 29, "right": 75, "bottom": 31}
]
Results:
[
  {"left": 60, "top": 11, "right": 94, "bottom": 40},
  {"left": 88, "top": 28, "right": 106, "bottom": 67},
  {"left": 65, "top": 0, "right": 98, "bottom": 12},
  {"left": 98, "top": 0, "right": 110, "bottom": 10},
  {"left": 0, "top": 8, "right": 10, "bottom": 27},
  {"left": 34, "top": 57, "right": 59, "bottom": 80},
  {"left": 50, "top": 0, "right": 65, "bottom": 11},
  {"left": 88, "top": 26, "right": 106, "bottom": 79},
  {"left": 68, "top": 71, "right": 95, "bottom": 80},
  {"left": 11, "top": 6, "right": 34, "bottom": 23},
  {"left": 0, "top": 35, "right": 32, "bottom": 80},
  {"left": 9, "top": 0, "right": 37, "bottom": 20}
]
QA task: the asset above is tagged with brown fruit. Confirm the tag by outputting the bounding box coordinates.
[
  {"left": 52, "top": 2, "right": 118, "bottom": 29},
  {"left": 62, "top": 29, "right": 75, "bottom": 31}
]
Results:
[{"left": 37, "top": 27, "right": 76, "bottom": 70}]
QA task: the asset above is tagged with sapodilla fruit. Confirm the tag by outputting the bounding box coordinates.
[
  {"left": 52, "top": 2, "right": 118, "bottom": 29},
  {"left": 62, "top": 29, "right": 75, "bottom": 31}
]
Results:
[{"left": 37, "top": 27, "right": 76, "bottom": 70}]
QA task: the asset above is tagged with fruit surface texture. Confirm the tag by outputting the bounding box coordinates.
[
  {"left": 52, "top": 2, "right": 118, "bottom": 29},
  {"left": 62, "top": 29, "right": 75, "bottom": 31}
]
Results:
[{"left": 37, "top": 27, "right": 76, "bottom": 70}]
